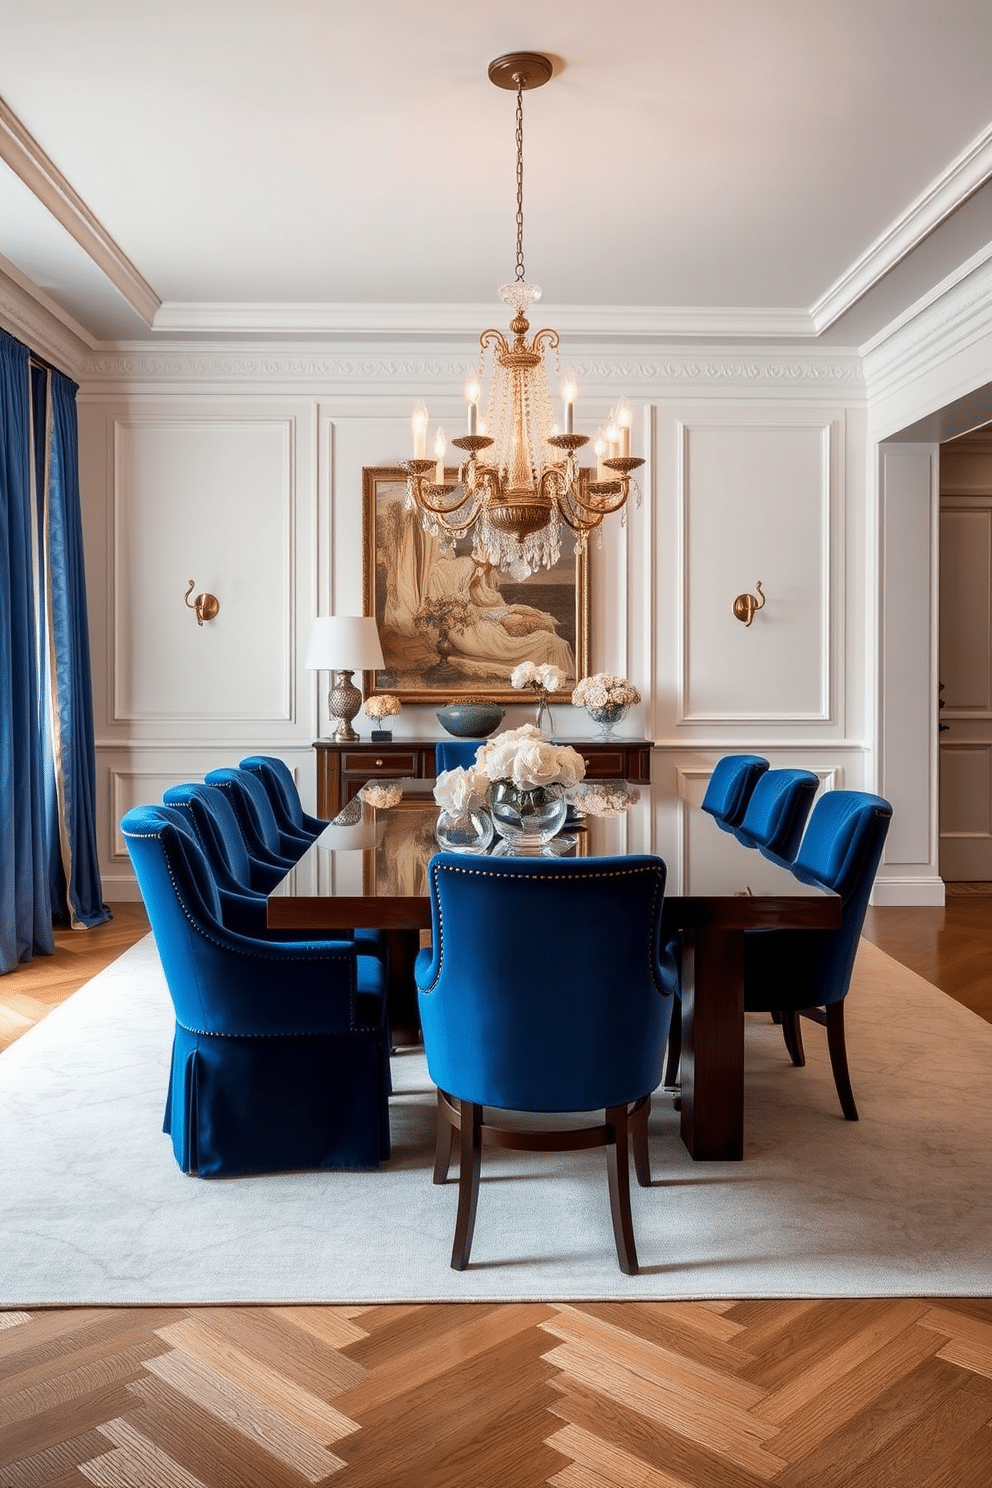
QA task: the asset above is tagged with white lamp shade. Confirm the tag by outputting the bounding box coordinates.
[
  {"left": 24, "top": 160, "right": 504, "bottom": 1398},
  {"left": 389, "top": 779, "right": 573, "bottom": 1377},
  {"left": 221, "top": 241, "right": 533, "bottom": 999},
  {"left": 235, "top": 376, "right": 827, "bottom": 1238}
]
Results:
[{"left": 304, "top": 616, "right": 385, "bottom": 672}]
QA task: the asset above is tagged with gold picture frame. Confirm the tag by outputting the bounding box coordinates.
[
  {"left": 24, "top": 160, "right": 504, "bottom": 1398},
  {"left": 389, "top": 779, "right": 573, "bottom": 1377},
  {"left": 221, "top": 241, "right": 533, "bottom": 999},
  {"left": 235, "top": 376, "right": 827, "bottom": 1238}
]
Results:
[{"left": 361, "top": 465, "right": 589, "bottom": 704}]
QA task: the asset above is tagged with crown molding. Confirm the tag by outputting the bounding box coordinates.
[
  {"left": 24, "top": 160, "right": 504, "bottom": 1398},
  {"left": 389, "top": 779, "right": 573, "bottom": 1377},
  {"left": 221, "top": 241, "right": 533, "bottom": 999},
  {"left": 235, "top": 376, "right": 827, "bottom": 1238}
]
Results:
[
  {"left": 812, "top": 123, "right": 992, "bottom": 333},
  {"left": 861, "top": 251, "right": 992, "bottom": 405},
  {"left": 0, "top": 263, "right": 89, "bottom": 375},
  {"left": 0, "top": 96, "right": 160, "bottom": 328},
  {"left": 150, "top": 299, "right": 817, "bottom": 341}
]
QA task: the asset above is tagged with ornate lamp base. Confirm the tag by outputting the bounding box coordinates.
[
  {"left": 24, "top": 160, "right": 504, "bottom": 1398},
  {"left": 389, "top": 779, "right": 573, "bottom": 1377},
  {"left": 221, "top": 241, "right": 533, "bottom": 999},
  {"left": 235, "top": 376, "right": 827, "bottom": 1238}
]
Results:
[{"left": 328, "top": 669, "right": 363, "bottom": 741}]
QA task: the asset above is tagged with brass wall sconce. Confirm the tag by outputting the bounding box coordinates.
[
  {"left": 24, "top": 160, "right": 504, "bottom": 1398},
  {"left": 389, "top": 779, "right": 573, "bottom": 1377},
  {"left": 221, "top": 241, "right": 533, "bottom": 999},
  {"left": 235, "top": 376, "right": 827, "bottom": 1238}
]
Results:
[
  {"left": 732, "top": 581, "right": 765, "bottom": 627},
  {"left": 184, "top": 579, "right": 220, "bottom": 626}
]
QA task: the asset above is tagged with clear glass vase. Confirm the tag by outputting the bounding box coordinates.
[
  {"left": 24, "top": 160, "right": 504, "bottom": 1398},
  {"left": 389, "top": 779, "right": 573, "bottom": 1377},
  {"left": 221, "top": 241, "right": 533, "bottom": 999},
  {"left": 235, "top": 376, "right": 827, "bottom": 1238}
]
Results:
[
  {"left": 489, "top": 780, "right": 568, "bottom": 852},
  {"left": 434, "top": 805, "right": 494, "bottom": 854},
  {"left": 585, "top": 702, "right": 630, "bottom": 738}
]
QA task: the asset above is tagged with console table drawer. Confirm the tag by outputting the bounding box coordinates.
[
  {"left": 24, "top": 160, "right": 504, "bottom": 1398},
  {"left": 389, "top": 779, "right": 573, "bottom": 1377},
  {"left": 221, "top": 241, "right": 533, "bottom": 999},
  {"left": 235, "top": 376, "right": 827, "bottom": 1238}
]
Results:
[{"left": 342, "top": 749, "right": 419, "bottom": 776}]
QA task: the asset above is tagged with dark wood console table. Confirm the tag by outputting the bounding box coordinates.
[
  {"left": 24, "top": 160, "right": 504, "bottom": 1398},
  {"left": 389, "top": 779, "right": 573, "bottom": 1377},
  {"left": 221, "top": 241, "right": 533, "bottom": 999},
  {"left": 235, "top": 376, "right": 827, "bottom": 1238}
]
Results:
[{"left": 313, "top": 737, "right": 653, "bottom": 819}]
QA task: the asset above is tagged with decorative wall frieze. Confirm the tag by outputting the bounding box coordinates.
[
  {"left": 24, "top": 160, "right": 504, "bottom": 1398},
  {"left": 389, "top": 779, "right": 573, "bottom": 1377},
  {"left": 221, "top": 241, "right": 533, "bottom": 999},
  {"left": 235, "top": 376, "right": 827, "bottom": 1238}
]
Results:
[{"left": 79, "top": 342, "right": 864, "bottom": 399}]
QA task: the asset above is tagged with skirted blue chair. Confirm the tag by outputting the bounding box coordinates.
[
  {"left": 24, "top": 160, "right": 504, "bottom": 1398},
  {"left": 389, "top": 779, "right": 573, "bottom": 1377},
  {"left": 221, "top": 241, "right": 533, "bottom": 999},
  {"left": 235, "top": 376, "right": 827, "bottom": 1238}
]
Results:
[
  {"left": 121, "top": 804, "right": 391, "bottom": 1176},
  {"left": 434, "top": 740, "right": 483, "bottom": 774},
  {"left": 700, "top": 754, "right": 769, "bottom": 831},
  {"left": 744, "top": 790, "right": 893, "bottom": 1120},
  {"left": 204, "top": 766, "right": 308, "bottom": 866},
  {"left": 415, "top": 853, "right": 678, "bottom": 1274},
  {"left": 734, "top": 767, "right": 820, "bottom": 864},
  {"left": 239, "top": 755, "right": 327, "bottom": 840}
]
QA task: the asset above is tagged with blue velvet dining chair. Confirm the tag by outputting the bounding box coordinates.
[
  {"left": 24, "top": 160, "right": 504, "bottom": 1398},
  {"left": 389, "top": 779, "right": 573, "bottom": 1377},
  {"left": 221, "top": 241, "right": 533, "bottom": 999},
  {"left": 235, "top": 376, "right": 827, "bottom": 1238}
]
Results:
[
  {"left": 204, "top": 766, "right": 307, "bottom": 867},
  {"left": 415, "top": 852, "right": 678, "bottom": 1274},
  {"left": 164, "top": 780, "right": 388, "bottom": 959},
  {"left": 121, "top": 804, "right": 391, "bottom": 1176},
  {"left": 239, "top": 754, "right": 327, "bottom": 839},
  {"left": 734, "top": 767, "right": 820, "bottom": 865},
  {"left": 700, "top": 754, "right": 769, "bottom": 831},
  {"left": 434, "top": 740, "right": 483, "bottom": 774},
  {"left": 744, "top": 790, "right": 893, "bottom": 1120}
]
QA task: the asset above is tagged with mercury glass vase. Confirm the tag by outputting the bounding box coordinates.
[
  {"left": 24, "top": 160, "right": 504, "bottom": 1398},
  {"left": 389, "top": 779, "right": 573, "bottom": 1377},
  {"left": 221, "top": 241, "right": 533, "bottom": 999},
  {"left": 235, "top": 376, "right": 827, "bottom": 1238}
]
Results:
[
  {"left": 585, "top": 702, "right": 630, "bottom": 738},
  {"left": 489, "top": 780, "right": 568, "bottom": 852},
  {"left": 434, "top": 805, "right": 495, "bottom": 854}
]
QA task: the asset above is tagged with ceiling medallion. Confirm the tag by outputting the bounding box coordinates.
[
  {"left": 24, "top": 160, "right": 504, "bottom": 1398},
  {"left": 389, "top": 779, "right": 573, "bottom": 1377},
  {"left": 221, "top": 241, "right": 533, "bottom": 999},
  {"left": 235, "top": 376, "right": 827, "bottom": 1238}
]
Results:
[{"left": 403, "top": 52, "right": 642, "bottom": 579}]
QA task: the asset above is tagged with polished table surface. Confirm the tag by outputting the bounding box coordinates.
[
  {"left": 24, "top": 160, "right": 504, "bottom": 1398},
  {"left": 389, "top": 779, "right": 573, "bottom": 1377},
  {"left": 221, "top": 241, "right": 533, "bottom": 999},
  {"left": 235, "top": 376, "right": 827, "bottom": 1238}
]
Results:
[{"left": 268, "top": 778, "right": 840, "bottom": 1161}]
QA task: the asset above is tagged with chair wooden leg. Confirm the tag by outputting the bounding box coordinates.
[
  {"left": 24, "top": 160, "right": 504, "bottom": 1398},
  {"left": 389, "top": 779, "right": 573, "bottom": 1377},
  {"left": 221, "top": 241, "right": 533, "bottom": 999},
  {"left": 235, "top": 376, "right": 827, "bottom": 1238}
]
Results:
[
  {"left": 825, "top": 1002, "right": 859, "bottom": 1121},
  {"left": 451, "top": 1099, "right": 482, "bottom": 1270},
  {"left": 780, "top": 1010, "right": 806, "bottom": 1066},
  {"left": 433, "top": 1089, "right": 454, "bottom": 1184},
  {"left": 632, "top": 1096, "right": 652, "bottom": 1188},
  {"left": 605, "top": 1104, "right": 638, "bottom": 1275}
]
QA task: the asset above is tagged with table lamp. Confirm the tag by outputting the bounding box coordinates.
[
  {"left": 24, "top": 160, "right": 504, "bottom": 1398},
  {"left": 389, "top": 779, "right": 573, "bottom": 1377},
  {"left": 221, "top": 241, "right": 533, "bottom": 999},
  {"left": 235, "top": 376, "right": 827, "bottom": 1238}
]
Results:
[{"left": 305, "top": 616, "right": 385, "bottom": 741}]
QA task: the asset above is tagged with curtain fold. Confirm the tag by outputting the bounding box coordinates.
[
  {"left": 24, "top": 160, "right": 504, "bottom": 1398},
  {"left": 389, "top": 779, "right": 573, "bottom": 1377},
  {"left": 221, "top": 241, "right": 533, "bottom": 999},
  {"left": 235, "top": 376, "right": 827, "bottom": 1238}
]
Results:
[
  {"left": 0, "top": 329, "right": 54, "bottom": 971},
  {"left": 1, "top": 328, "right": 109, "bottom": 973},
  {"left": 42, "top": 369, "right": 110, "bottom": 927}
]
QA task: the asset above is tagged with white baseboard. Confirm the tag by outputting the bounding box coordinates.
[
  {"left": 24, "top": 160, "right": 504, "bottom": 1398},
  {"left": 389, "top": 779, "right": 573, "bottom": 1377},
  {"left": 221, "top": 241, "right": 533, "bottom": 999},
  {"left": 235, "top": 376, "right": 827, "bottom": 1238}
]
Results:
[{"left": 871, "top": 876, "right": 946, "bottom": 907}]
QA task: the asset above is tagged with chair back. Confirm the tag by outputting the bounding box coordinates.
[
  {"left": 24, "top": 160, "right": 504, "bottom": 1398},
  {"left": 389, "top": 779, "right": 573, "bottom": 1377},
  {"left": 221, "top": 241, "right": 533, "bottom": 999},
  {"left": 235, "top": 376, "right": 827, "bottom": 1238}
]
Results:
[
  {"left": 163, "top": 781, "right": 282, "bottom": 893},
  {"left": 744, "top": 790, "right": 892, "bottom": 1012},
  {"left": 701, "top": 754, "right": 769, "bottom": 829},
  {"left": 792, "top": 790, "right": 893, "bottom": 992},
  {"left": 239, "top": 755, "right": 326, "bottom": 837},
  {"left": 434, "top": 740, "right": 482, "bottom": 774},
  {"left": 735, "top": 767, "right": 819, "bottom": 863},
  {"left": 204, "top": 767, "right": 300, "bottom": 868},
  {"left": 417, "top": 853, "right": 677, "bottom": 1113}
]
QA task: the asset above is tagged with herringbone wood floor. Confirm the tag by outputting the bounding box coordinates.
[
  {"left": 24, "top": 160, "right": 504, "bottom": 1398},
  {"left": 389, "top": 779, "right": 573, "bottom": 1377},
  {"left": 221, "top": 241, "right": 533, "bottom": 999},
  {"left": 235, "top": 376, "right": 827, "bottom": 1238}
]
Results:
[{"left": 1, "top": 899, "right": 990, "bottom": 1487}]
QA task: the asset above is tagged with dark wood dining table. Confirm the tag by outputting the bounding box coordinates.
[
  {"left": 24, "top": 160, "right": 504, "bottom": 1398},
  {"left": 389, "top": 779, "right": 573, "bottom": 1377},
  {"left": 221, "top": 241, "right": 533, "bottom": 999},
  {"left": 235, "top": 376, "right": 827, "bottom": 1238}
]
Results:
[{"left": 268, "top": 777, "right": 840, "bottom": 1162}]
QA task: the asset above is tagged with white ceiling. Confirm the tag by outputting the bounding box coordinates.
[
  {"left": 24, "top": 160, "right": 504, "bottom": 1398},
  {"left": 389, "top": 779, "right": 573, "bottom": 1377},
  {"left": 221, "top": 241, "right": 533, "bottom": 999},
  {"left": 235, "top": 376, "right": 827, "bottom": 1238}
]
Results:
[{"left": 0, "top": 0, "right": 990, "bottom": 349}]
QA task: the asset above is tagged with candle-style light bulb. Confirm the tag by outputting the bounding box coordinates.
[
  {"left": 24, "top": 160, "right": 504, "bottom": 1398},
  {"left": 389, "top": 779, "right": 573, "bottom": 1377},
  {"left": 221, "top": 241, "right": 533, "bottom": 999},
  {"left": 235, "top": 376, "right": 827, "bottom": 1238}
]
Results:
[
  {"left": 615, "top": 399, "right": 632, "bottom": 458},
  {"left": 465, "top": 376, "right": 481, "bottom": 436},
  {"left": 594, "top": 429, "right": 608, "bottom": 483},
  {"left": 605, "top": 413, "right": 620, "bottom": 461},
  {"left": 412, "top": 402, "right": 429, "bottom": 459},
  {"left": 434, "top": 426, "right": 446, "bottom": 485},
  {"left": 560, "top": 368, "right": 577, "bottom": 435}
]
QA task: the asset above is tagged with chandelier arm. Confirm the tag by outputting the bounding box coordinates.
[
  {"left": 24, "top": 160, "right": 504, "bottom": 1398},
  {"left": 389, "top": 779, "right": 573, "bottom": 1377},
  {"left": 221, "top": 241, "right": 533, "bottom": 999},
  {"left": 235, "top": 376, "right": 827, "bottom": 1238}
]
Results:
[
  {"left": 574, "top": 479, "right": 631, "bottom": 517},
  {"left": 412, "top": 479, "right": 480, "bottom": 520},
  {"left": 557, "top": 492, "right": 606, "bottom": 537}
]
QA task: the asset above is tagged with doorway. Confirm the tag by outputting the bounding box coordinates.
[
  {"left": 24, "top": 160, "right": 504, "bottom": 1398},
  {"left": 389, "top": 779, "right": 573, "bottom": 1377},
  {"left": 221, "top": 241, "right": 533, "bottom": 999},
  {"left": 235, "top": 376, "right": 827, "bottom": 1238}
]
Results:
[{"left": 938, "top": 425, "right": 992, "bottom": 884}]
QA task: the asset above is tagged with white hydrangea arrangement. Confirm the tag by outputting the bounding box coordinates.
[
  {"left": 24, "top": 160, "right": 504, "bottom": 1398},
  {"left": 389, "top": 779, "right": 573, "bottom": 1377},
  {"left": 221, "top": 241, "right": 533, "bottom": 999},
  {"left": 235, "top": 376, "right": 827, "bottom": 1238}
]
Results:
[
  {"left": 571, "top": 673, "right": 641, "bottom": 709},
  {"left": 510, "top": 661, "right": 564, "bottom": 696},
  {"left": 472, "top": 724, "right": 586, "bottom": 791},
  {"left": 433, "top": 765, "right": 490, "bottom": 814},
  {"left": 363, "top": 693, "right": 401, "bottom": 720}
]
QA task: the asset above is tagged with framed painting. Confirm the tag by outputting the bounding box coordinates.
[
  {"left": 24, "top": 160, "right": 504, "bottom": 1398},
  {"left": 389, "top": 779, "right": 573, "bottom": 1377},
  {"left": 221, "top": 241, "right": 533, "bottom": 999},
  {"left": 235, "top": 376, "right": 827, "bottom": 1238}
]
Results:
[{"left": 361, "top": 466, "right": 589, "bottom": 704}]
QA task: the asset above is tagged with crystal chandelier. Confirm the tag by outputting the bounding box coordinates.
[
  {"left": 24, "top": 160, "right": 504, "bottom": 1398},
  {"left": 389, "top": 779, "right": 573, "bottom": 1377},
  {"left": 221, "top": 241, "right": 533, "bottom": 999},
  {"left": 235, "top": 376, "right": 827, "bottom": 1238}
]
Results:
[{"left": 403, "top": 52, "right": 643, "bottom": 581}]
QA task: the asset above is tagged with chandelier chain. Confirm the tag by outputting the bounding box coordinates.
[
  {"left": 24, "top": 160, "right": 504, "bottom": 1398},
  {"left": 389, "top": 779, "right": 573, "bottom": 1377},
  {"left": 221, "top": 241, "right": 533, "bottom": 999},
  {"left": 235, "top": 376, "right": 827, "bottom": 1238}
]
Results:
[{"left": 514, "top": 79, "right": 526, "bottom": 283}]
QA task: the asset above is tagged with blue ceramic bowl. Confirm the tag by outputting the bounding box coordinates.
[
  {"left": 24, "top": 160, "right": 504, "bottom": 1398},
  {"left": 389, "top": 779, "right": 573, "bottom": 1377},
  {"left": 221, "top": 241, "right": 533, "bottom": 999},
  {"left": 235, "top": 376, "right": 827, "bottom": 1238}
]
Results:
[{"left": 436, "top": 703, "right": 505, "bottom": 738}]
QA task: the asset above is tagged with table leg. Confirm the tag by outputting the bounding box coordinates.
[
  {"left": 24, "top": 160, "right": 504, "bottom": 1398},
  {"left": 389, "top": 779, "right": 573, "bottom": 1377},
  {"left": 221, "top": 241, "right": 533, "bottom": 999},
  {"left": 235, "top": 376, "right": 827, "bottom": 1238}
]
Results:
[
  {"left": 387, "top": 928, "right": 422, "bottom": 1047},
  {"left": 679, "top": 927, "right": 745, "bottom": 1160}
]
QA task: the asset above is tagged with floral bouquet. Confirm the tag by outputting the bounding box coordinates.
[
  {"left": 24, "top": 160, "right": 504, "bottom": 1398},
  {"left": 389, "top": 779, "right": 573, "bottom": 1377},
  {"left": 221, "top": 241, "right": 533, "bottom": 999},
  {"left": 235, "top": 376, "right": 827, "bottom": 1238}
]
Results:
[
  {"left": 363, "top": 694, "right": 401, "bottom": 721},
  {"left": 571, "top": 673, "right": 641, "bottom": 710},
  {"left": 433, "top": 765, "right": 490, "bottom": 814},
  {"left": 571, "top": 672, "right": 641, "bottom": 737},
  {"left": 510, "top": 661, "right": 564, "bottom": 732},
  {"left": 473, "top": 724, "right": 586, "bottom": 791}
]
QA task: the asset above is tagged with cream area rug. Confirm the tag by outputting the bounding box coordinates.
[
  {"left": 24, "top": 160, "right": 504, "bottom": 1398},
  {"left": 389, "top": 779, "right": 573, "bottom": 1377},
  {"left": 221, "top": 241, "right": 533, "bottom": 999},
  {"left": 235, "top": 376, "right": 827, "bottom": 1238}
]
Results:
[{"left": 1, "top": 934, "right": 990, "bottom": 1306}]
